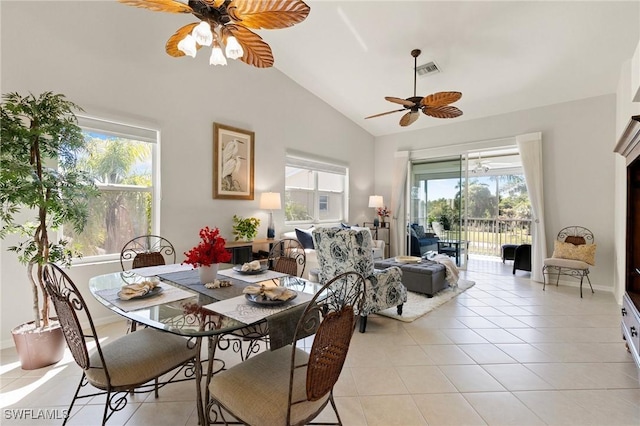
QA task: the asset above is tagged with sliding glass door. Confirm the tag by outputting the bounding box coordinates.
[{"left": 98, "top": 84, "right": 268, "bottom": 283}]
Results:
[{"left": 409, "top": 156, "right": 468, "bottom": 269}]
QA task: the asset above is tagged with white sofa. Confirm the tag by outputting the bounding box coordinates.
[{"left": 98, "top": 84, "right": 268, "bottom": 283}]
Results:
[{"left": 282, "top": 226, "right": 386, "bottom": 280}]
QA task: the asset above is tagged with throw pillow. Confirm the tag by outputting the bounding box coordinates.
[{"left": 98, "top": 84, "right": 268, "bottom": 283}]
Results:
[
  {"left": 295, "top": 227, "right": 315, "bottom": 249},
  {"left": 552, "top": 241, "right": 596, "bottom": 265},
  {"left": 414, "top": 225, "right": 426, "bottom": 239},
  {"left": 340, "top": 222, "right": 351, "bottom": 229}
]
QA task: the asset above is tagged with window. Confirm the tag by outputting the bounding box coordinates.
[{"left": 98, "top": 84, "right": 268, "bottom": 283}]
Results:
[
  {"left": 62, "top": 116, "right": 159, "bottom": 260},
  {"left": 285, "top": 154, "right": 347, "bottom": 225}
]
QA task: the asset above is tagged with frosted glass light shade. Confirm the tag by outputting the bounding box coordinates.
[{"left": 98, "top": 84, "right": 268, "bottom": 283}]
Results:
[
  {"left": 368, "top": 195, "right": 384, "bottom": 208},
  {"left": 192, "top": 21, "right": 213, "bottom": 46},
  {"left": 210, "top": 43, "right": 227, "bottom": 65},
  {"left": 259, "top": 192, "right": 282, "bottom": 210},
  {"left": 225, "top": 36, "right": 243, "bottom": 59},
  {"left": 178, "top": 35, "right": 197, "bottom": 58}
]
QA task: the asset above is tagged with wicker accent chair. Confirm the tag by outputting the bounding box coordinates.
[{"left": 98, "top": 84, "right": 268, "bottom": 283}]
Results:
[
  {"left": 312, "top": 228, "right": 407, "bottom": 333},
  {"left": 43, "top": 263, "right": 197, "bottom": 425},
  {"left": 207, "top": 271, "right": 366, "bottom": 426},
  {"left": 119, "top": 235, "right": 176, "bottom": 270},
  {"left": 268, "top": 238, "right": 307, "bottom": 277},
  {"left": 542, "top": 226, "right": 596, "bottom": 297}
]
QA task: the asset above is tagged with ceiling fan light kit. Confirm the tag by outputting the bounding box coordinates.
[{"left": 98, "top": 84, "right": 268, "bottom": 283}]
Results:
[
  {"left": 366, "top": 49, "right": 463, "bottom": 126},
  {"left": 118, "top": 0, "right": 310, "bottom": 68}
]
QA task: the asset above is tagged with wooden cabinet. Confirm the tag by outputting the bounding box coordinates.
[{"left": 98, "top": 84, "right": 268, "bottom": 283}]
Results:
[{"left": 614, "top": 115, "right": 640, "bottom": 371}]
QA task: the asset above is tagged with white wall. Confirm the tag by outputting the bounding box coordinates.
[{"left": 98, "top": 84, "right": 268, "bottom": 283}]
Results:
[
  {"left": 0, "top": 1, "right": 375, "bottom": 347},
  {"left": 374, "top": 95, "right": 618, "bottom": 291}
]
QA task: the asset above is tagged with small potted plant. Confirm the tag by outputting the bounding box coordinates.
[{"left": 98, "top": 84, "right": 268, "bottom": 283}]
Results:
[
  {"left": 183, "top": 226, "right": 232, "bottom": 283},
  {"left": 0, "top": 91, "right": 99, "bottom": 369},
  {"left": 376, "top": 206, "right": 391, "bottom": 228},
  {"left": 232, "top": 215, "right": 260, "bottom": 241}
]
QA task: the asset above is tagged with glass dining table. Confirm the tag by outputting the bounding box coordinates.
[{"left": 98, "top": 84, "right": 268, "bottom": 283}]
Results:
[{"left": 88, "top": 263, "right": 319, "bottom": 424}]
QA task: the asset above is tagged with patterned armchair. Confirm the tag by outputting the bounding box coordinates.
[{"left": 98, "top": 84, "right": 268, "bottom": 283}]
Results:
[{"left": 312, "top": 228, "right": 407, "bottom": 333}]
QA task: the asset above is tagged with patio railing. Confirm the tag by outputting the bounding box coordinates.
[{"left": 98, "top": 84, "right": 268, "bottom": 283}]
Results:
[{"left": 441, "top": 218, "right": 532, "bottom": 257}]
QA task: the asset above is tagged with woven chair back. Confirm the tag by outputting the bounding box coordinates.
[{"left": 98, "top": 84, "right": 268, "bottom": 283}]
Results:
[
  {"left": 120, "top": 235, "right": 176, "bottom": 271},
  {"left": 290, "top": 271, "right": 365, "bottom": 408},
  {"left": 557, "top": 226, "right": 594, "bottom": 245},
  {"left": 268, "top": 238, "right": 306, "bottom": 277},
  {"left": 42, "top": 264, "right": 97, "bottom": 371}
]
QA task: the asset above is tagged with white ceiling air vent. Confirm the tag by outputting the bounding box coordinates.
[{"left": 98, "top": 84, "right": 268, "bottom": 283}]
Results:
[{"left": 416, "top": 61, "right": 440, "bottom": 76}]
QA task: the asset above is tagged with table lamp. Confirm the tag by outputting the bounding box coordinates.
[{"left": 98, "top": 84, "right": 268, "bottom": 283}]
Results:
[
  {"left": 368, "top": 195, "right": 384, "bottom": 227},
  {"left": 260, "top": 192, "right": 282, "bottom": 239}
]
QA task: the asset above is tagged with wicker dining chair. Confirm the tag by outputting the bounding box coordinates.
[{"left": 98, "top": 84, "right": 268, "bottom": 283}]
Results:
[
  {"left": 119, "top": 235, "right": 176, "bottom": 270},
  {"left": 43, "top": 263, "right": 198, "bottom": 425},
  {"left": 207, "top": 271, "right": 366, "bottom": 426},
  {"left": 268, "top": 238, "right": 307, "bottom": 277}
]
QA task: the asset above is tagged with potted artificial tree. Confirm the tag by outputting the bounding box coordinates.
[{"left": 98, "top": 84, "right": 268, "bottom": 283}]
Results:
[{"left": 0, "top": 91, "right": 98, "bottom": 369}]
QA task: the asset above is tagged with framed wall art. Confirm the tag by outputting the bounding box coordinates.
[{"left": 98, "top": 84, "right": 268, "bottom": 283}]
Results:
[{"left": 213, "top": 123, "right": 255, "bottom": 200}]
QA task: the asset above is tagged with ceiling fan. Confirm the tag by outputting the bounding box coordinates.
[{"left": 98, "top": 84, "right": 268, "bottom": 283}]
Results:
[
  {"left": 365, "top": 49, "right": 463, "bottom": 127},
  {"left": 117, "top": 0, "right": 310, "bottom": 68}
]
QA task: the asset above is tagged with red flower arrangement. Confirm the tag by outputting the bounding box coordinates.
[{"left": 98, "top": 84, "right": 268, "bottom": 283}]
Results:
[
  {"left": 376, "top": 206, "right": 391, "bottom": 218},
  {"left": 183, "top": 226, "right": 232, "bottom": 267}
]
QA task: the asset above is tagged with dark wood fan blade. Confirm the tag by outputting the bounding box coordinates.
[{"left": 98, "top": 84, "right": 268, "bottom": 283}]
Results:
[
  {"left": 223, "top": 25, "right": 274, "bottom": 68},
  {"left": 166, "top": 23, "right": 201, "bottom": 57},
  {"left": 422, "top": 105, "right": 463, "bottom": 119},
  {"left": 385, "top": 96, "right": 415, "bottom": 107},
  {"left": 228, "top": 0, "right": 310, "bottom": 29},
  {"left": 365, "top": 109, "right": 405, "bottom": 119},
  {"left": 118, "top": 0, "right": 193, "bottom": 13},
  {"left": 421, "top": 91, "right": 462, "bottom": 107},
  {"left": 399, "top": 111, "right": 420, "bottom": 127}
]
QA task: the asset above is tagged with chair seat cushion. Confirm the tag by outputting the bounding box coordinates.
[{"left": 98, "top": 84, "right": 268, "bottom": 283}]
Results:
[
  {"left": 209, "top": 345, "right": 328, "bottom": 425},
  {"left": 87, "top": 328, "right": 196, "bottom": 389},
  {"left": 543, "top": 257, "right": 590, "bottom": 270}
]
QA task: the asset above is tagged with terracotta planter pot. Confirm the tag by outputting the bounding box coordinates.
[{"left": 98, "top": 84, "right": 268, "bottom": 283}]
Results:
[{"left": 11, "top": 319, "right": 65, "bottom": 370}]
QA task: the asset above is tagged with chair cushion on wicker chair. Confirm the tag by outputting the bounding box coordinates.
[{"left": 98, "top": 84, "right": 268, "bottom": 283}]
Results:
[
  {"left": 552, "top": 241, "right": 596, "bottom": 265},
  {"left": 543, "top": 257, "right": 591, "bottom": 270},
  {"left": 209, "top": 345, "right": 328, "bottom": 425},
  {"left": 86, "top": 329, "right": 196, "bottom": 389}
]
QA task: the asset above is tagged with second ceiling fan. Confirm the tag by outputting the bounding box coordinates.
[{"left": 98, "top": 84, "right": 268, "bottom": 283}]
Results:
[{"left": 366, "top": 49, "right": 463, "bottom": 127}]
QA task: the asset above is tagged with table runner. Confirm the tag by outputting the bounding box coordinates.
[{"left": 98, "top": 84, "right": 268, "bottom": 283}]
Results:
[{"left": 94, "top": 282, "right": 194, "bottom": 312}]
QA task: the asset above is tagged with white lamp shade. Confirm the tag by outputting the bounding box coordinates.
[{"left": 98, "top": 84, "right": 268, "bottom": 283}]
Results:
[
  {"left": 368, "top": 195, "right": 384, "bottom": 208},
  {"left": 209, "top": 43, "right": 227, "bottom": 66},
  {"left": 192, "top": 21, "right": 213, "bottom": 46},
  {"left": 177, "top": 34, "right": 197, "bottom": 58},
  {"left": 260, "top": 192, "right": 282, "bottom": 210},
  {"left": 225, "top": 36, "right": 243, "bottom": 59}
]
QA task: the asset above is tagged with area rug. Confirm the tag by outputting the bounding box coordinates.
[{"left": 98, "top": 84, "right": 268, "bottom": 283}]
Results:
[{"left": 377, "top": 279, "right": 475, "bottom": 323}]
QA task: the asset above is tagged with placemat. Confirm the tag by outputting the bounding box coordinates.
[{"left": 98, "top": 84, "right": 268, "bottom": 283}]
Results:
[
  {"left": 218, "top": 268, "right": 288, "bottom": 283},
  {"left": 131, "top": 263, "right": 194, "bottom": 277},
  {"left": 94, "top": 282, "right": 195, "bottom": 312},
  {"left": 203, "top": 291, "right": 313, "bottom": 325}
]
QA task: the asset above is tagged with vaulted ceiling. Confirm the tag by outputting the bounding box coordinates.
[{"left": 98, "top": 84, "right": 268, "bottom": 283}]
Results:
[{"left": 264, "top": 1, "right": 639, "bottom": 136}]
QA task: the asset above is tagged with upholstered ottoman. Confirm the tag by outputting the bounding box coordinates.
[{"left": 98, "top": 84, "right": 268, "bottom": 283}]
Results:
[{"left": 374, "top": 258, "right": 447, "bottom": 297}]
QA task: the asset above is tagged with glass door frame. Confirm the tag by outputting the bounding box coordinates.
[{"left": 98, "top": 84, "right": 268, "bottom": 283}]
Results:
[{"left": 407, "top": 154, "right": 469, "bottom": 270}]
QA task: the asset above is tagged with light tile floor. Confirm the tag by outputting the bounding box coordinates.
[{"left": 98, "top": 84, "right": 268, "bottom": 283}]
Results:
[{"left": 1, "top": 256, "right": 639, "bottom": 425}]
